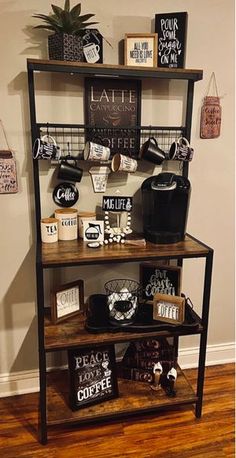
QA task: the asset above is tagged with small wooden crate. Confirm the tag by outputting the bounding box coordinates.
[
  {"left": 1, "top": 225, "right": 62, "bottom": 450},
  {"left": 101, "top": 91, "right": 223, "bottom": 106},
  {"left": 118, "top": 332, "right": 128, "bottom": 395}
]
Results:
[{"left": 153, "top": 293, "right": 185, "bottom": 325}]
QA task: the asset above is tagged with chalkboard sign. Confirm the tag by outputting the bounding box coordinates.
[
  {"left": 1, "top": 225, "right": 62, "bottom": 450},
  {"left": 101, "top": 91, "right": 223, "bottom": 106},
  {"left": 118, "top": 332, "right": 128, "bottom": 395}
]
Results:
[
  {"left": 155, "top": 12, "right": 187, "bottom": 68},
  {"left": 68, "top": 344, "right": 119, "bottom": 410},
  {"left": 140, "top": 263, "right": 181, "bottom": 303},
  {"left": 84, "top": 78, "right": 141, "bottom": 157},
  {"left": 102, "top": 196, "right": 133, "bottom": 212}
]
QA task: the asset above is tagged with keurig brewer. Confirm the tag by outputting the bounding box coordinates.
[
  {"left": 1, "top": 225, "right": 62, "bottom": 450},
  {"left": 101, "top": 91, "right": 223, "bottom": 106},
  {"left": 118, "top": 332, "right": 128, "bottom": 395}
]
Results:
[{"left": 141, "top": 172, "right": 191, "bottom": 244}]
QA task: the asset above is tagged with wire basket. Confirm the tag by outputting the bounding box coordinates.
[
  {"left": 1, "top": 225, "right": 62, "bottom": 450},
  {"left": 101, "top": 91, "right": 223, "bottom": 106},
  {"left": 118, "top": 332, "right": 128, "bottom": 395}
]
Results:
[{"left": 104, "top": 279, "right": 140, "bottom": 325}]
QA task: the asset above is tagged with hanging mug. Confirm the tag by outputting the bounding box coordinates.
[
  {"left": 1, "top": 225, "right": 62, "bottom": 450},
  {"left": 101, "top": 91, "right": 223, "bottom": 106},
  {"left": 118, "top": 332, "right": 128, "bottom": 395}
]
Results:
[
  {"left": 33, "top": 135, "right": 60, "bottom": 160},
  {"left": 57, "top": 159, "right": 83, "bottom": 183},
  {"left": 168, "top": 137, "right": 194, "bottom": 162},
  {"left": 141, "top": 137, "right": 166, "bottom": 165}
]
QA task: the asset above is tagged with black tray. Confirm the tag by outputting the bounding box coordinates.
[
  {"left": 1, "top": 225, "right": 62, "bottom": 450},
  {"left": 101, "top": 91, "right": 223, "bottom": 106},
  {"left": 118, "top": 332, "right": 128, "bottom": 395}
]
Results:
[{"left": 85, "top": 294, "right": 202, "bottom": 334}]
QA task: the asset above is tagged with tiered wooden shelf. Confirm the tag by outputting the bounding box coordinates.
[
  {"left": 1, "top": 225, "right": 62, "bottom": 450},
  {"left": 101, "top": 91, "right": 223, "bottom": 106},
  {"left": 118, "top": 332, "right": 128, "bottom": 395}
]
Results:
[{"left": 46, "top": 368, "right": 197, "bottom": 426}]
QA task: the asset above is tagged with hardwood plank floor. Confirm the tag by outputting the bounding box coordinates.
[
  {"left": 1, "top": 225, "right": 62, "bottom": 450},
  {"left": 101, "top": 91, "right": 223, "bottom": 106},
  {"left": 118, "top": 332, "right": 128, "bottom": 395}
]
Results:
[{"left": 0, "top": 364, "right": 234, "bottom": 458}]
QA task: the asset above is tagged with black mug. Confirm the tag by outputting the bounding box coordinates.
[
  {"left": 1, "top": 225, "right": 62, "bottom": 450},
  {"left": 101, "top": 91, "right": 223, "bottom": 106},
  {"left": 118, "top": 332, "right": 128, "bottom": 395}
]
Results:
[
  {"left": 168, "top": 137, "right": 194, "bottom": 161},
  {"left": 57, "top": 160, "right": 83, "bottom": 183},
  {"left": 141, "top": 137, "right": 166, "bottom": 165}
]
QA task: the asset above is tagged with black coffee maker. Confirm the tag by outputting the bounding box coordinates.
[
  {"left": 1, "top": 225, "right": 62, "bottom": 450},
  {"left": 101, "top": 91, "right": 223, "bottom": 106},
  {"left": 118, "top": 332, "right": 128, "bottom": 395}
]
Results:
[{"left": 141, "top": 172, "right": 191, "bottom": 244}]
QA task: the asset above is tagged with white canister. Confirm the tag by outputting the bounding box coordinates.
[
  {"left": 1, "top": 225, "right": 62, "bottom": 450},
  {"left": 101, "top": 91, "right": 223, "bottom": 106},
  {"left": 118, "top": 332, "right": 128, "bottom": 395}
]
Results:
[
  {"left": 55, "top": 208, "right": 78, "bottom": 241},
  {"left": 78, "top": 211, "right": 96, "bottom": 238},
  {"left": 41, "top": 218, "right": 58, "bottom": 243}
]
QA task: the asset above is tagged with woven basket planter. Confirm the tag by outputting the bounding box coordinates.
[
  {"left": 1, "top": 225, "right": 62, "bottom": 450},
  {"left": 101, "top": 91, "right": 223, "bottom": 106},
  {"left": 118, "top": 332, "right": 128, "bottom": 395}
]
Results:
[{"left": 48, "top": 33, "right": 84, "bottom": 62}]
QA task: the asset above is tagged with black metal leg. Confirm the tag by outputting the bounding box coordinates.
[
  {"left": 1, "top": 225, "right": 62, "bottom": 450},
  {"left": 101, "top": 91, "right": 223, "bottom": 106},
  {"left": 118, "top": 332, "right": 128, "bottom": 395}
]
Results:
[
  {"left": 36, "top": 262, "right": 47, "bottom": 444},
  {"left": 195, "top": 250, "right": 214, "bottom": 417}
]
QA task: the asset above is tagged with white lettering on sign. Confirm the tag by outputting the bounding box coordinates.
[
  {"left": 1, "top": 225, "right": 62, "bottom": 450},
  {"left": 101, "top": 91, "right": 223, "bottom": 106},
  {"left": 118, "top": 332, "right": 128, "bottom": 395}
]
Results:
[
  {"left": 56, "top": 286, "right": 80, "bottom": 318},
  {"left": 145, "top": 269, "right": 176, "bottom": 298}
]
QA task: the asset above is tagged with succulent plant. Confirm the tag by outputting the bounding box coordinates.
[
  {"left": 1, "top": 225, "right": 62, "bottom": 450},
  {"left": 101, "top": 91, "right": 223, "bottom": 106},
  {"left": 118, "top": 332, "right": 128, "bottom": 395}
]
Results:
[{"left": 32, "top": 0, "right": 98, "bottom": 35}]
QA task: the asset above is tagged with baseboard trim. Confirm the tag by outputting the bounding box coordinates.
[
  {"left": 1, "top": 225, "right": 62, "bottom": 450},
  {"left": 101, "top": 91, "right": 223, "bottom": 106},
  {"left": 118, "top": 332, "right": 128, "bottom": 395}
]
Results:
[{"left": 0, "top": 342, "right": 234, "bottom": 398}]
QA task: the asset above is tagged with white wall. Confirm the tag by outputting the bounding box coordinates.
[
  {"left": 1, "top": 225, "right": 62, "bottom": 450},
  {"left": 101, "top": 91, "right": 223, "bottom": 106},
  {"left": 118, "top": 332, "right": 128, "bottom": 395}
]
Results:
[{"left": 0, "top": 0, "right": 234, "bottom": 396}]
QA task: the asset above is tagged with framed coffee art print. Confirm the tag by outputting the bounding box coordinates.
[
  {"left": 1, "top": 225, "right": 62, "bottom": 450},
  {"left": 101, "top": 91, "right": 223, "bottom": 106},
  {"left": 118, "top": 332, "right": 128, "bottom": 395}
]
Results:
[
  {"left": 68, "top": 344, "right": 119, "bottom": 410},
  {"left": 124, "top": 33, "right": 158, "bottom": 67},
  {"left": 140, "top": 263, "right": 181, "bottom": 304},
  {"left": 51, "top": 280, "right": 84, "bottom": 324}
]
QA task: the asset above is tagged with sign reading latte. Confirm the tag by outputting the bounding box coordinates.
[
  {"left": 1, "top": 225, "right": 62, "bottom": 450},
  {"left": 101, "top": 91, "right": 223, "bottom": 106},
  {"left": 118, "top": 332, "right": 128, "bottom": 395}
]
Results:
[
  {"left": 84, "top": 78, "right": 141, "bottom": 157},
  {"left": 102, "top": 196, "right": 133, "bottom": 212},
  {"left": 68, "top": 345, "right": 118, "bottom": 410},
  {"left": 53, "top": 182, "right": 79, "bottom": 207}
]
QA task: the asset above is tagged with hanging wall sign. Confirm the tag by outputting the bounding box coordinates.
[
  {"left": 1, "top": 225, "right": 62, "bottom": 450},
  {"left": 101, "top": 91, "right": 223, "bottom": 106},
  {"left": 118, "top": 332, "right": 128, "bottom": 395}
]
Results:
[
  {"left": 53, "top": 182, "right": 79, "bottom": 207},
  {"left": 102, "top": 196, "right": 133, "bottom": 212},
  {"left": 68, "top": 344, "right": 119, "bottom": 410},
  {"left": 84, "top": 78, "right": 141, "bottom": 157},
  {"left": 155, "top": 12, "right": 187, "bottom": 68}
]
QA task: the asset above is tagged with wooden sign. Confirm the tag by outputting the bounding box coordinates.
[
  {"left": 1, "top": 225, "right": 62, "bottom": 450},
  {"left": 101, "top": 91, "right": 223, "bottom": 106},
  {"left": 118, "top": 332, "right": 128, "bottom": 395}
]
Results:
[
  {"left": 84, "top": 78, "right": 141, "bottom": 157},
  {"left": 124, "top": 33, "right": 158, "bottom": 67},
  {"left": 68, "top": 344, "right": 119, "bottom": 410},
  {"left": 140, "top": 263, "right": 181, "bottom": 303},
  {"left": 155, "top": 12, "right": 187, "bottom": 68},
  {"left": 102, "top": 196, "right": 133, "bottom": 212},
  {"left": 0, "top": 151, "right": 18, "bottom": 194},
  {"left": 153, "top": 293, "right": 185, "bottom": 325},
  {"left": 51, "top": 280, "right": 84, "bottom": 324}
]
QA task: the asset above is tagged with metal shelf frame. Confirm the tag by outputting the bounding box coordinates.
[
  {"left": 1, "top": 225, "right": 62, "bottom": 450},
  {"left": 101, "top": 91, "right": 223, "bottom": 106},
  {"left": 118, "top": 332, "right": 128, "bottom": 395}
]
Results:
[{"left": 26, "top": 59, "right": 213, "bottom": 445}]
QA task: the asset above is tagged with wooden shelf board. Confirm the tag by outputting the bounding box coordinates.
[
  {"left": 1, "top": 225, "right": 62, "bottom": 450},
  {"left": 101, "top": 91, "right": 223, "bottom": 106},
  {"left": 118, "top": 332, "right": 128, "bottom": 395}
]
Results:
[
  {"left": 46, "top": 368, "right": 197, "bottom": 426},
  {"left": 27, "top": 59, "right": 203, "bottom": 81},
  {"left": 41, "top": 234, "right": 210, "bottom": 268},
  {"left": 44, "top": 312, "right": 202, "bottom": 352}
]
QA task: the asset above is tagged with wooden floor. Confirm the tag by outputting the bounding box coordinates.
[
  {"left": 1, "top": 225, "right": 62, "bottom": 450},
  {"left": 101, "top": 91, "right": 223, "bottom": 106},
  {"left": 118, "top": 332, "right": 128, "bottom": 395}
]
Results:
[{"left": 0, "top": 364, "right": 234, "bottom": 458}]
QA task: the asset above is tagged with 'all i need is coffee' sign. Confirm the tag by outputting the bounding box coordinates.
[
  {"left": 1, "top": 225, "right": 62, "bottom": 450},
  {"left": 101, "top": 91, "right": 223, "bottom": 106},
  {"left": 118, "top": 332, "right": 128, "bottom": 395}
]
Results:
[{"left": 155, "top": 12, "right": 187, "bottom": 68}]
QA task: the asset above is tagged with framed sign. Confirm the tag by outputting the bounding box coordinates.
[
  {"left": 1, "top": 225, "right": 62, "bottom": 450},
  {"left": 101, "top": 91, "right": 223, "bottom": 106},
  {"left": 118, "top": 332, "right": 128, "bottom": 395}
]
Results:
[
  {"left": 51, "top": 280, "right": 84, "bottom": 324},
  {"left": 140, "top": 263, "right": 181, "bottom": 303},
  {"left": 155, "top": 12, "right": 187, "bottom": 68},
  {"left": 153, "top": 293, "right": 185, "bottom": 325},
  {"left": 68, "top": 344, "right": 119, "bottom": 410},
  {"left": 84, "top": 78, "right": 141, "bottom": 157},
  {"left": 124, "top": 33, "right": 158, "bottom": 67},
  {"left": 102, "top": 196, "right": 133, "bottom": 212}
]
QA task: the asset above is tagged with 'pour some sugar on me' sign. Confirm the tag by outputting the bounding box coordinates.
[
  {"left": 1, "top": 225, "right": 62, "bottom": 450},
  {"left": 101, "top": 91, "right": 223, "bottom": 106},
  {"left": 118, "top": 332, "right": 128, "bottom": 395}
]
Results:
[{"left": 155, "top": 12, "right": 187, "bottom": 68}]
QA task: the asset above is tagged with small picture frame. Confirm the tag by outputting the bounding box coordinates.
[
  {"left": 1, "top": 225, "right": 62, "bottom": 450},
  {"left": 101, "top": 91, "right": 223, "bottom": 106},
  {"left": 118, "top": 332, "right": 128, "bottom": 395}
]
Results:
[
  {"left": 124, "top": 33, "right": 158, "bottom": 67},
  {"left": 83, "top": 220, "right": 104, "bottom": 242},
  {"left": 153, "top": 293, "right": 185, "bottom": 325},
  {"left": 51, "top": 280, "right": 84, "bottom": 324},
  {"left": 140, "top": 263, "right": 181, "bottom": 304},
  {"left": 68, "top": 344, "right": 119, "bottom": 410}
]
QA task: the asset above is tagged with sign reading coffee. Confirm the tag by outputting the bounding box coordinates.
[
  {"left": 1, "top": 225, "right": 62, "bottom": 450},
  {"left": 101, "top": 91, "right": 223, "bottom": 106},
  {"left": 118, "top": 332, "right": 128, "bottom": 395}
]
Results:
[
  {"left": 68, "top": 344, "right": 118, "bottom": 410},
  {"left": 155, "top": 12, "right": 187, "bottom": 68},
  {"left": 84, "top": 78, "right": 141, "bottom": 156},
  {"left": 53, "top": 182, "right": 79, "bottom": 207}
]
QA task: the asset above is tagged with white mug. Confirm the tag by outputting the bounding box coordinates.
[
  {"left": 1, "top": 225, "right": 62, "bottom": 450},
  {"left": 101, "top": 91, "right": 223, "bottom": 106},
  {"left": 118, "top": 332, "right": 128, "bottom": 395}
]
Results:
[
  {"left": 41, "top": 218, "right": 58, "bottom": 243},
  {"left": 111, "top": 153, "right": 138, "bottom": 173},
  {"left": 84, "top": 141, "right": 110, "bottom": 161},
  {"left": 83, "top": 43, "right": 100, "bottom": 63},
  {"left": 54, "top": 208, "right": 78, "bottom": 241}
]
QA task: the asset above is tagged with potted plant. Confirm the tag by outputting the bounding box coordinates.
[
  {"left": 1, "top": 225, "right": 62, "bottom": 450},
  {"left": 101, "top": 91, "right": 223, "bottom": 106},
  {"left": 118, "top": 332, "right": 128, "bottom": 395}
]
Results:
[{"left": 32, "top": 0, "right": 99, "bottom": 62}]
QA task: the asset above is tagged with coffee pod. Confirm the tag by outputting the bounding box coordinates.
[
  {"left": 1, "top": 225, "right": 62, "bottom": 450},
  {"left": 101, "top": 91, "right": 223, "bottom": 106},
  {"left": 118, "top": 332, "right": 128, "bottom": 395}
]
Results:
[
  {"left": 141, "top": 137, "right": 166, "bottom": 165},
  {"left": 84, "top": 142, "right": 110, "bottom": 161},
  {"left": 41, "top": 218, "right": 58, "bottom": 243},
  {"left": 54, "top": 208, "right": 78, "bottom": 241},
  {"left": 111, "top": 154, "right": 138, "bottom": 173}
]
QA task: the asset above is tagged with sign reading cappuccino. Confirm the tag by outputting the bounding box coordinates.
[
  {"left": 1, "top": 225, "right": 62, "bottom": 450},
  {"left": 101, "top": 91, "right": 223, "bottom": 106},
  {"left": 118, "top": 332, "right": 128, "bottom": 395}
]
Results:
[
  {"left": 68, "top": 345, "right": 118, "bottom": 410},
  {"left": 84, "top": 78, "right": 141, "bottom": 156},
  {"left": 53, "top": 182, "right": 79, "bottom": 207}
]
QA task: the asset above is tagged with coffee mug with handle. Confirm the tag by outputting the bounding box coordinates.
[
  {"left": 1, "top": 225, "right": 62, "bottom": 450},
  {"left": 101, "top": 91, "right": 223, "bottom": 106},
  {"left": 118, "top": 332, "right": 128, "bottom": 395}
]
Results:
[
  {"left": 141, "top": 137, "right": 166, "bottom": 165},
  {"left": 33, "top": 135, "right": 60, "bottom": 160},
  {"left": 57, "top": 159, "right": 83, "bottom": 183},
  {"left": 168, "top": 137, "right": 194, "bottom": 162}
]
